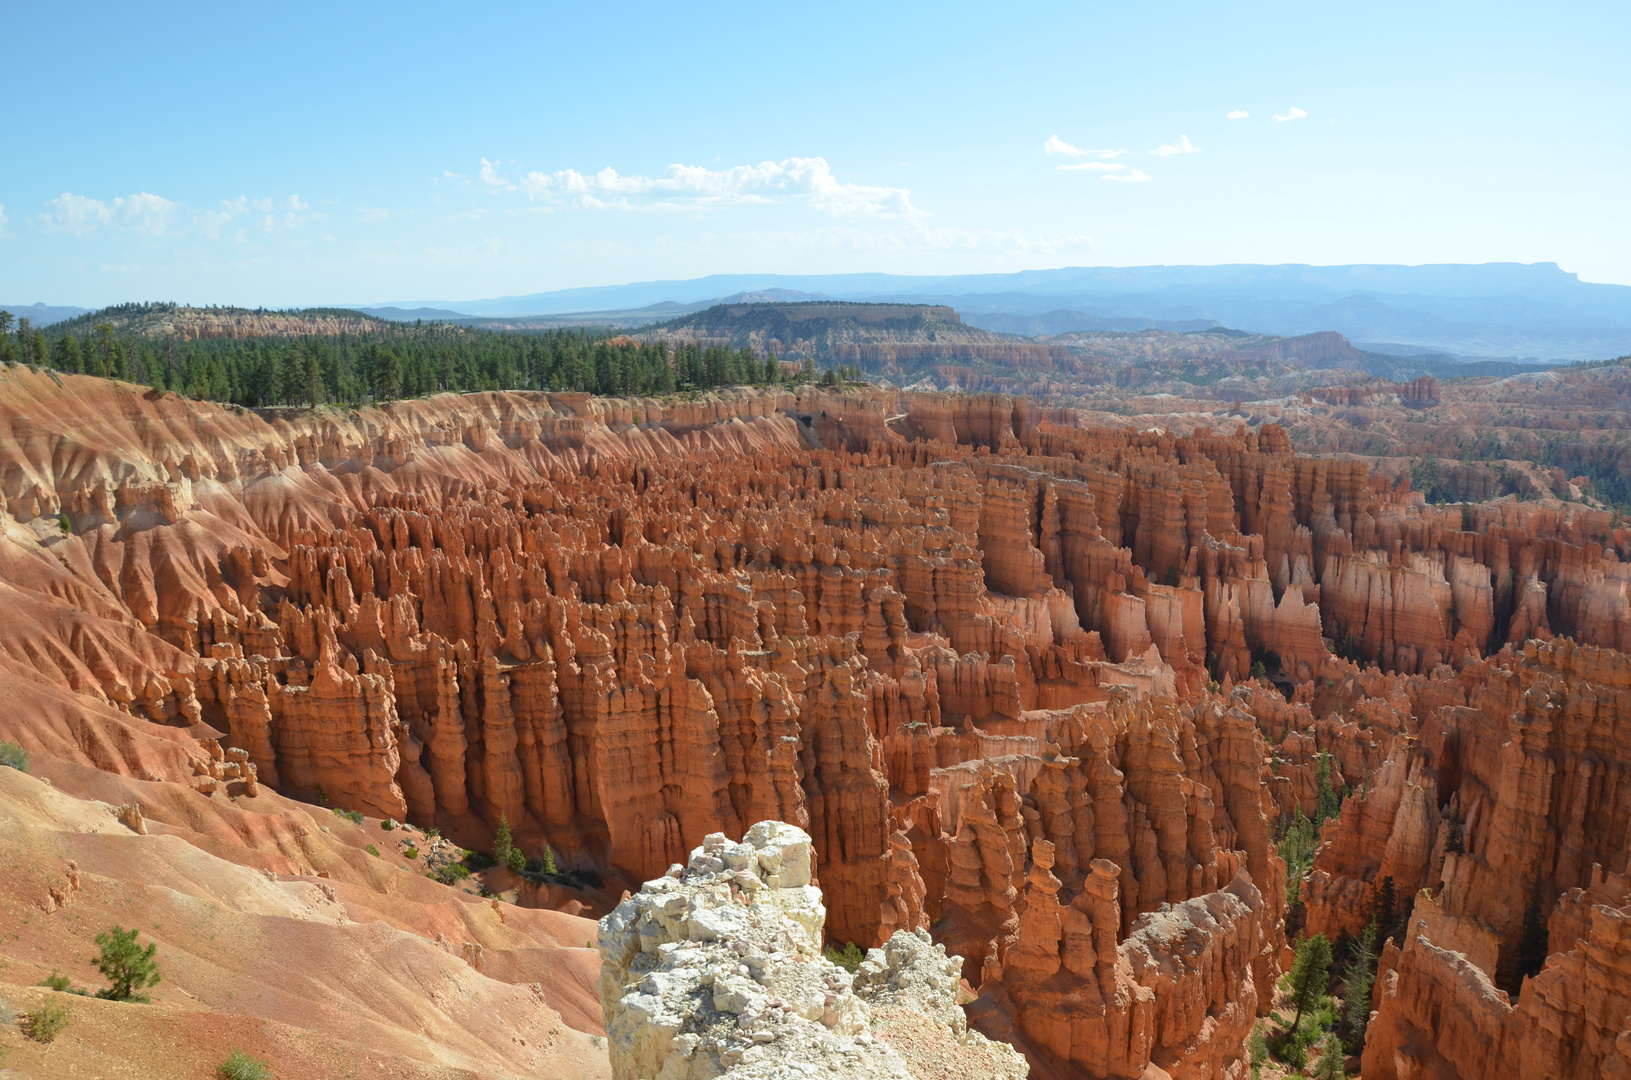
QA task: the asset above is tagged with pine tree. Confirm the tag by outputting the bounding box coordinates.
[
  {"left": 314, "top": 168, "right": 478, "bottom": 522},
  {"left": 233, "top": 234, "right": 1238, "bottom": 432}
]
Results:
[
  {"left": 1513, "top": 875, "right": 1550, "bottom": 985},
  {"left": 1287, "top": 932, "right": 1333, "bottom": 1032},
  {"left": 93, "top": 925, "right": 162, "bottom": 1002},
  {"left": 493, "top": 814, "right": 514, "bottom": 868},
  {"left": 305, "top": 351, "right": 325, "bottom": 405},
  {"left": 53, "top": 334, "right": 83, "bottom": 374},
  {"left": 1314, "top": 752, "right": 1343, "bottom": 826},
  {"left": 1371, "top": 875, "right": 1398, "bottom": 938},
  {"left": 375, "top": 349, "right": 402, "bottom": 400},
  {"left": 1342, "top": 921, "right": 1378, "bottom": 1052},
  {"left": 1279, "top": 805, "right": 1320, "bottom": 905},
  {"left": 1314, "top": 1036, "right": 1347, "bottom": 1079}
]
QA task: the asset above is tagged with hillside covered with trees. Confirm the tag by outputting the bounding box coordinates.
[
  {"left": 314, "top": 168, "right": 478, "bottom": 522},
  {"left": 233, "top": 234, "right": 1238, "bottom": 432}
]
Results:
[{"left": 0, "top": 303, "right": 823, "bottom": 407}]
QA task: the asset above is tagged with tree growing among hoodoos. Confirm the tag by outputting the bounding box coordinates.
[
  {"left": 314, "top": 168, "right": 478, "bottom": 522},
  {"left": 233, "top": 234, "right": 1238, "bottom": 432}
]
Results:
[
  {"left": 1342, "top": 921, "right": 1380, "bottom": 1052},
  {"left": 94, "top": 926, "right": 161, "bottom": 1002},
  {"left": 1286, "top": 932, "right": 1333, "bottom": 1032}
]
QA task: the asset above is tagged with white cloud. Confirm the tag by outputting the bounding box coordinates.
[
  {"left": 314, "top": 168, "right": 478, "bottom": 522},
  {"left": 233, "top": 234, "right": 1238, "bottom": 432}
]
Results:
[
  {"left": 0, "top": 203, "right": 7, "bottom": 236},
  {"left": 1102, "top": 170, "right": 1152, "bottom": 183},
  {"left": 1273, "top": 106, "right": 1308, "bottom": 122},
  {"left": 1044, "top": 136, "right": 1125, "bottom": 160},
  {"left": 480, "top": 157, "right": 517, "bottom": 191},
  {"left": 197, "top": 209, "right": 234, "bottom": 238},
  {"left": 358, "top": 207, "right": 391, "bottom": 221},
  {"left": 36, "top": 192, "right": 177, "bottom": 236},
  {"left": 1058, "top": 161, "right": 1126, "bottom": 172},
  {"left": 208, "top": 195, "right": 316, "bottom": 236},
  {"left": 1151, "top": 134, "right": 1199, "bottom": 156},
  {"left": 1044, "top": 134, "right": 1088, "bottom": 158},
  {"left": 119, "top": 194, "right": 176, "bottom": 235},
  {"left": 1227, "top": 110, "right": 1249, "bottom": 120},
  {"left": 512, "top": 157, "right": 921, "bottom": 218}
]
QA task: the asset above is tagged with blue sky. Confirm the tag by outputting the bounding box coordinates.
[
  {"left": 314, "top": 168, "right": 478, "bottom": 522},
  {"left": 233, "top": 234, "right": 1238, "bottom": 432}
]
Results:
[{"left": 2, "top": 1, "right": 1626, "bottom": 307}]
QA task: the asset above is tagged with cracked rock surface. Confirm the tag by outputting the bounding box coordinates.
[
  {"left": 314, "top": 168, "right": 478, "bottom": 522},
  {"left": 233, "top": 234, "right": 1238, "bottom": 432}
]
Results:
[{"left": 598, "top": 821, "right": 1028, "bottom": 1080}]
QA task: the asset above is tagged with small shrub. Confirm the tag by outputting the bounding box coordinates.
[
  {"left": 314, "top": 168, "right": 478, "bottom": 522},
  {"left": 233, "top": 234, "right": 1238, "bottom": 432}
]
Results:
[
  {"left": 331, "top": 807, "right": 364, "bottom": 825},
  {"left": 403, "top": 845, "right": 419, "bottom": 860},
  {"left": 1272, "top": 1032, "right": 1308, "bottom": 1068},
  {"left": 39, "top": 970, "right": 72, "bottom": 992},
  {"left": 364, "top": 843, "right": 380, "bottom": 858},
  {"left": 93, "top": 925, "right": 161, "bottom": 1002},
  {"left": 219, "top": 1048, "right": 274, "bottom": 1080},
  {"left": 58, "top": 512, "right": 72, "bottom": 533},
  {"left": 0, "top": 740, "right": 28, "bottom": 772},
  {"left": 430, "top": 862, "right": 470, "bottom": 886},
  {"left": 1247, "top": 1027, "right": 1268, "bottom": 1066},
  {"left": 381, "top": 818, "right": 397, "bottom": 831},
  {"left": 825, "top": 941, "right": 864, "bottom": 972},
  {"left": 24, "top": 998, "right": 70, "bottom": 1043}
]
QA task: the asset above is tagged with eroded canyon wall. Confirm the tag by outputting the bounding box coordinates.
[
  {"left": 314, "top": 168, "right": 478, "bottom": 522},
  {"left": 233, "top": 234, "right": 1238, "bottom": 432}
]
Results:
[{"left": 5, "top": 370, "right": 1631, "bottom": 1077}]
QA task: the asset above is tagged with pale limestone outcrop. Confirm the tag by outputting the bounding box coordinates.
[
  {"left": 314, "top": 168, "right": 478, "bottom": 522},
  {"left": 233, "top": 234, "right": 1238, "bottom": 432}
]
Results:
[{"left": 597, "top": 821, "right": 1027, "bottom": 1080}]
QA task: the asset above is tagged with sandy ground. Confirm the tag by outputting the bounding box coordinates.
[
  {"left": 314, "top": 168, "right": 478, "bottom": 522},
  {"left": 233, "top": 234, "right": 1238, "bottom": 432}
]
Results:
[{"left": 0, "top": 761, "right": 612, "bottom": 1080}]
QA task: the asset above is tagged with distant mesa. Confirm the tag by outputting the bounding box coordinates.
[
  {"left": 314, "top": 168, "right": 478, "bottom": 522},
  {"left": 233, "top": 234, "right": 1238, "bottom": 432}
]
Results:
[
  {"left": 357, "top": 306, "right": 474, "bottom": 322},
  {"left": 46, "top": 302, "right": 387, "bottom": 341},
  {"left": 377, "top": 262, "right": 1631, "bottom": 360}
]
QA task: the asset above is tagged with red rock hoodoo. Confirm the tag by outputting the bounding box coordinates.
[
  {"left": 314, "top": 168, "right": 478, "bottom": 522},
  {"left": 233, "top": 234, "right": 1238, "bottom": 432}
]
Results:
[{"left": 3, "top": 368, "right": 1631, "bottom": 1078}]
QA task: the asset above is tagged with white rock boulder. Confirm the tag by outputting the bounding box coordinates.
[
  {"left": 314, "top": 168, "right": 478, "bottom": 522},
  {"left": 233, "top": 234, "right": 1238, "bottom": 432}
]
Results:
[{"left": 598, "top": 821, "right": 1028, "bottom": 1080}]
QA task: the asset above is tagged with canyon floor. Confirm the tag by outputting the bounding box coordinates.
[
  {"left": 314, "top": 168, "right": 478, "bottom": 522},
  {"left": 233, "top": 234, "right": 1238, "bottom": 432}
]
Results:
[{"left": 0, "top": 364, "right": 1628, "bottom": 1079}]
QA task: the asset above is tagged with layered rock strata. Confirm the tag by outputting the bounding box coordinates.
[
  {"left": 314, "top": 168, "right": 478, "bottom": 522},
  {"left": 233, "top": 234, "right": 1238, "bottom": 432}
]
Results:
[
  {"left": 1303, "top": 637, "right": 1631, "bottom": 1080},
  {"left": 8, "top": 372, "right": 1631, "bottom": 1077}
]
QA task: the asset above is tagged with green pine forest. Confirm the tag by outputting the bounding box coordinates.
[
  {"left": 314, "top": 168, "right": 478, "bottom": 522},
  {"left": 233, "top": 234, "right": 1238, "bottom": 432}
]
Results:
[{"left": 0, "top": 304, "right": 852, "bottom": 407}]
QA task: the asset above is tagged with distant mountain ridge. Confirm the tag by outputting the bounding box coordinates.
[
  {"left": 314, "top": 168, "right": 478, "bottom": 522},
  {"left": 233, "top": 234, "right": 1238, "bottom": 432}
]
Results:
[
  {"left": 381, "top": 263, "right": 1631, "bottom": 360},
  {"left": 634, "top": 300, "right": 1548, "bottom": 387},
  {"left": 0, "top": 302, "right": 91, "bottom": 327}
]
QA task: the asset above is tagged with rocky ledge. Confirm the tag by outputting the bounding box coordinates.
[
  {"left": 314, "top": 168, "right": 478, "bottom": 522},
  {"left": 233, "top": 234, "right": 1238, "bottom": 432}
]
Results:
[{"left": 597, "top": 821, "right": 1029, "bottom": 1080}]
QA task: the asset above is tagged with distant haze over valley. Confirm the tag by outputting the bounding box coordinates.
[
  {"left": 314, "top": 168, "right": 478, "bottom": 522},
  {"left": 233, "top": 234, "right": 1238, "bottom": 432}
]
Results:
[
  {"left": 10, "top": 262, "right": 1631, "bottom": 362},
  {"left": 377, "top": 262, "right": 1631, "bottom": 361}
]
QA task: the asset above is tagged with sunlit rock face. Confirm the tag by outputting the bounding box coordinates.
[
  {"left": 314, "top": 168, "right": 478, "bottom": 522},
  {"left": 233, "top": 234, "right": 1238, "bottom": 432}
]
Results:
[{"left": 7, "top": 370, "right": 1631, "bottom": 1079}]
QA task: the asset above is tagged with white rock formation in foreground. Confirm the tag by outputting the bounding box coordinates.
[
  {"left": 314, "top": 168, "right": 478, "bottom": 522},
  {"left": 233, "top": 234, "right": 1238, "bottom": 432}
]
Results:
[{"left": 598, "top": 820, "right": 1029, "bottom": 1080}]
